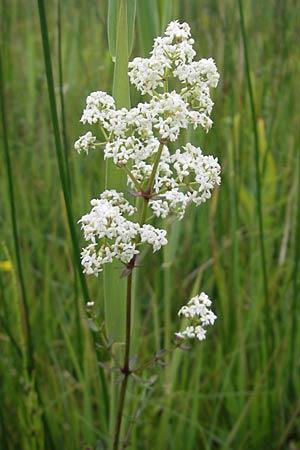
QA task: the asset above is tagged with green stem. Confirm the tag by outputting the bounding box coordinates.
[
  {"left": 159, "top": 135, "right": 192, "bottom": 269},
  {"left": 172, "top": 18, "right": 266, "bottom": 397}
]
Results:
[
  {"left": 57, "top": 0, "right": 71, "bottom": 194},
  {"left": 139, "top": 197, "right": 149, "bottom": 228},
  {"left": 113, "top": 127, "right": 166, "bottom": 450},
  {"left": 164, "top": 70, "right": 169, "bottom": 91},
  {"left": 148, "top": 142, "right": 164, "bottom": 193},
  {"left": 124, "top": 273, "right": 133, "bottom": 372},
  {"left": 136, "top": 142, "right": 166, "bottom": 230},
  {"left": 113, "top": 272, "right": 133, "bottom": 450},
  {"left": 122, "top": 164, "right": 143, "bottom": 190},
  {"left": 158, "top": 181, "right": 198, "bottom": 195}
]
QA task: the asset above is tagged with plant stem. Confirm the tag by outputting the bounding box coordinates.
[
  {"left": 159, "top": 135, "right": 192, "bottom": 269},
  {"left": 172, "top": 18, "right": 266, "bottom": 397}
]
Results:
[
  {"left": 148, "top": 142, "right": 164, "bottom": 193},
  {"left": 113, "top": 272, "right": 133, "bottom": 450},
  {"left": 124, "top": 273, "right": 133, "bottom": 372},
  {"left": 122, "top": 164, "right": 143, "bottom": 190},
  {"left": 113, "top": 141, "right": 166, "bottom": 449}
]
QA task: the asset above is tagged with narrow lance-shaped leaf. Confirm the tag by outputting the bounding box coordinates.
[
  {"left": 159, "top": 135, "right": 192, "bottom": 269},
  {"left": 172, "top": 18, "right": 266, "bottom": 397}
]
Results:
[
  {"left": 107, "top": 0, "right": 118, "bottom": 62},
  {"left": 108, "top": 0, "right": 136, "bottom": 61},
  {"left": 104, "top": 0, "right": 132, "bottom": 343}
]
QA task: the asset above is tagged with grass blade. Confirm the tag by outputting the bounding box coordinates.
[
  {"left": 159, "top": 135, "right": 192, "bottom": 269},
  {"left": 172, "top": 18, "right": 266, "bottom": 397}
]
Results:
[
  {"left": 105, "top": 0, "right": 133, "bottom": 344},
  {"left": 57, "top": 0, "right": 71, "bottom": 195},
  {"left": 106, "top": 1, "right": 136, "bottom": 445},
  {"left": 112, "top": 0, "right": 131, "bottom": 109},
  {"left": 108, "top": 0, "right": 136, "bottom": 61},
  {"left": 0, "top": 48, "right": 34, "bottom": 374},
  {"left": 36, "top": 0, "right": 89, "bottom": 305}
]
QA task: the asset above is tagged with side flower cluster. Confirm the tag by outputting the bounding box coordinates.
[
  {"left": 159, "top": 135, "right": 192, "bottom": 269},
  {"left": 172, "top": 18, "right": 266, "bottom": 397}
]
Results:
[
  {"left": 175, "top": 293, "right": 217, "bottom": 341},
  {"left": 79, "top": 190, "right": 167, "bottom": 276},
  {"left": 147, "top": 143, "right": 221, "bottom": 220}
]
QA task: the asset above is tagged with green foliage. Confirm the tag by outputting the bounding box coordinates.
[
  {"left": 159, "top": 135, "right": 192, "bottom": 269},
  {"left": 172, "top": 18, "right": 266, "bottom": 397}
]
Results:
[{"left": 1, "top": 0, "right": 300, "bottom": 449}]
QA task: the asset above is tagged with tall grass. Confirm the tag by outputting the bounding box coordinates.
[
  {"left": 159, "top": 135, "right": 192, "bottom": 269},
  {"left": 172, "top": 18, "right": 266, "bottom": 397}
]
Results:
[{"left": 1, "top": 0, "right": 300, "bottom": 449}]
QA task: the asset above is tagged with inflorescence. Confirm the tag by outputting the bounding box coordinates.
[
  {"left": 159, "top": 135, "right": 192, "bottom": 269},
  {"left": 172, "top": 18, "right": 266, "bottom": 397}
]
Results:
[
  {"left": 75, "top": 20, "right": 219, "bottom": 340},
  {"left": 175, "top": 293, "right": 217, "bottom": 341}
]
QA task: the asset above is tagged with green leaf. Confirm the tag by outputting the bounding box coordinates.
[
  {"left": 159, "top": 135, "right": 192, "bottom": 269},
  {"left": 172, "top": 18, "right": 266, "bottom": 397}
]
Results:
[
  {"left": 137, "top": 0, "right": 159, "bottom": 55},
  {"left": 108, "top": 0, "right": 136, "bottom": 61},
  {"left": 108, "top": 0, "right": 118, "bottom": 62},
  {"left": 105, "top": 0, "right": 135, "bottom": 345},
  {"left": 112, "top": 0, "right": 131, "bottom": 109}
]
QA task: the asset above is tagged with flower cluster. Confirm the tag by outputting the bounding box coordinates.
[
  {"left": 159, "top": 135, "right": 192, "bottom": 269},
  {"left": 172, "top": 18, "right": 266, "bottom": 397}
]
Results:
[
  {"left": 74, "top": 131, "right": 96, "bottom": 154},
  {"left": 80, "top": 91, "right": 116, "bottom": 125},
  {"left": 79, "top": 190, "right": 167, "bottom": 276},
  {"left": 147, "top": 143, "right": 221, "bottom": 220},
  {"left": 175, "top": 293, "right": 217, "bottom": 341},
  {"left": 75, "top": 20, "right": 220, "bottom": 274},
  {"left": 128, "top": 20, "right": 219, "bottom": 130}
]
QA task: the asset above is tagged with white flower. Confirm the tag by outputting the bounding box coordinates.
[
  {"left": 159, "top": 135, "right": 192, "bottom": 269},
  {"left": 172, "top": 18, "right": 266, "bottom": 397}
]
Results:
[
  {"left": 104, "top": 137, "right": 137, "bottom": 165},
  {"left": 86, "top": 301, "right": 95, "bottom": 308},
  {"left": 175, "top": 326, "right": 196, "bottom": 339},
  {"left": 175, "top": 292, "right": 217, "bottom": 341},
  {"left": 148, "top": 198, "right": 170, "bottom": 219},
  {"left": 130, "top": 161, "right": 153, "bottom": 187},
  {"left": 175, "top": 325, "right": 207, "bottom": 341},
  {"left": 104, "top": 108, "right": 129, "bottom": 137},
  {"left": 127, "top": 104, "right": 156, "bottom": 139},
  {"left": 128, "top": 20, "right": 218, "bottom": 105},
  {"left": 151, "top": 21, "right": 195, "bottom": 68},
  {"left": 150, "top": 92, "right": 190, "bottom": 141},
  {"left": 146, "top": 142, "right": 220, "bottom": 220},
  {"left": 128, "top": 57, "right": 165, "bottom": 95},
  {"left": 80, "top": 91, "right": 115, "bottom": 125},
  {"left": 149, "top": 188, "right": 188, "bottom": 221},
  {"left": 128, "top": 21, "right": 196, "bottom": 97},
  {"left": 78, "top": 190, "right": 139, "bottom": 275},
  {"left": 139, "top": 224, "right": 168, "bottom": 252},
  {"left": 153, "top": 146, "right": 175, "bottom": 191},
  {"left": 172, "top": 143, "right": 221, "bottom": 200},
  {"left": 80, "top": 244, "right": 105, "bottom": 275},
  {"left": 111, "top": 240, "right": 139, "bottom": 264},
  {"left": 104, "top": 137, "right": 160, "bottom": 166},
  {"left": 174, "top": 58, "right": 219, "bottom": 88},
  {"left": 164, "top": 20, "right": 192, "bottom": 41},
  {"left": 74, "top": 131, "right": 96, "bottom": 154},
  {"left": 79, "top": 190, "right": 169, "bottom": 275}
]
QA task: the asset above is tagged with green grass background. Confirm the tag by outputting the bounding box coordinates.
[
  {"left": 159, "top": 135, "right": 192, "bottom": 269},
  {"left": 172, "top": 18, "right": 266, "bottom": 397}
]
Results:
[{"left": 1, "top": 0, "right": 300, "bottom": 449}]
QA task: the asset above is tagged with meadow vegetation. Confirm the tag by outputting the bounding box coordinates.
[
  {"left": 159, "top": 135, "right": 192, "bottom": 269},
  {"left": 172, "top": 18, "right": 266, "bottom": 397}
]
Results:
[{"left": 1, "top": 1, "right": 300, "bottom": 449}]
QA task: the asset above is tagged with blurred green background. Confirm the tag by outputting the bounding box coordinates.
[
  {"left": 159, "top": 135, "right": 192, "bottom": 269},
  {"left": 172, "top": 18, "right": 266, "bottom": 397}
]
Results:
[{"left": 1, "top": 0, "right": 300, "bottom": 449}]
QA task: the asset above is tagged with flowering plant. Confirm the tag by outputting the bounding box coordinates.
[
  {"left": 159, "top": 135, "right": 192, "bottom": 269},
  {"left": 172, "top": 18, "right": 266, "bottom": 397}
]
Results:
[{"left": 75, "top": 20, "right": 219, "bottom": 449}]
